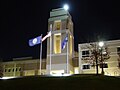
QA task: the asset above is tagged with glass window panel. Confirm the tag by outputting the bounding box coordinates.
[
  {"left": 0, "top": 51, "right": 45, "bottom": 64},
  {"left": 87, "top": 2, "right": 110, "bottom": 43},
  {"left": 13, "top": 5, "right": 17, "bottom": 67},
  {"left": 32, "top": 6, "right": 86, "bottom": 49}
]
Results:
[
  {"left": 82, "top": 50, "right": 90, "bottom": 57},
  {"left": 70, "top": 35, "right": 72, "bottom": 54},
  {"left": 54, "top": 33, "right": 61, "bottom": 54},
  {"left": 54, "top": 20, "right": 61, "bottom": 30}
]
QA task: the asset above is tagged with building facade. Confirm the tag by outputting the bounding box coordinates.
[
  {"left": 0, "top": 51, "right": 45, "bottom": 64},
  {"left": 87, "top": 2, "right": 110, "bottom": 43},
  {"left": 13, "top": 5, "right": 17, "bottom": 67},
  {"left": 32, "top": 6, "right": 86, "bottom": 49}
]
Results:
[
  {"left": 78, "top": 40, "right": 120, "bottom": 76},
  {"left": 1, "top": 39, "right": 120, "bottom": 77},
  {"left": 1, "top": 57, "right": 46, "bottom": 77}
]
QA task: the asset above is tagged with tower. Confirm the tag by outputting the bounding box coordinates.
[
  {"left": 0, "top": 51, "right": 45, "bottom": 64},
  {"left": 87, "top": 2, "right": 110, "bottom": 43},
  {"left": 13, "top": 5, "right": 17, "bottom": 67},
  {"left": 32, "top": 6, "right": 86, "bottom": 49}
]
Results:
[{"left": 46, "top": 8, "right": 74, "bottom": 75}]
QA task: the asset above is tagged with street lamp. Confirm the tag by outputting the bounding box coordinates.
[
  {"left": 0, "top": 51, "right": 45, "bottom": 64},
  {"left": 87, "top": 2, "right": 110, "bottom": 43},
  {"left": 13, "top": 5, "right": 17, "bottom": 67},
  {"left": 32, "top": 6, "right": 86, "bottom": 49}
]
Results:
[
  {"left": 63, "top": 4, "right": 69, "bottom": 11},
  {"left": 99, "top": 41, "right": 104, "bottom": 75},
  {"left": 99, "top": 42, "right": 104, "bottom": 47}
]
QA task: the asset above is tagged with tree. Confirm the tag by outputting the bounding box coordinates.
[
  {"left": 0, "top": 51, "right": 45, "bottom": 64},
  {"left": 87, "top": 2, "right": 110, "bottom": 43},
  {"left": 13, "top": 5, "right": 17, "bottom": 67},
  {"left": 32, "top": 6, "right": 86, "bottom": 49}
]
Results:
[{"left": 88, "top": 42, "right": 110, "bottom": 75}]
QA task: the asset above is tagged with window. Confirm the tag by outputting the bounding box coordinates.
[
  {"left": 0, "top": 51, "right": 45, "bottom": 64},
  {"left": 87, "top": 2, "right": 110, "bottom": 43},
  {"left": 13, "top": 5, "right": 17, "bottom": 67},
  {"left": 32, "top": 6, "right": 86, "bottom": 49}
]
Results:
[
  {"left": 82, "top": 50, "right": 90, "bottom": 57},
  {"left": 54, "top": 20, "right": 61, "bottom": 30},
  {"left": 82, "top": 64, "right": 90, "bottom": 69},
  {"left": 100, "top": 63, "right": 108, "bottom": 68},
  {"left": 54, "top": 33, "right": 61, "bottom": 54},
  {"left": 13, "top": 68, "right": 14, "bottom": 72},
  {"left": 118, "top": 61, "right": 120, "bottom": 68},
  {"left": 19, "top": 68, "right": 21, "bottom": 71},
  {"left": 117, "top": 47, "right": 120, "bottom": 54},
  {"left": 70, "top": 35, "right": 72, "bottom": 54},
  {"left": 8, "top": 69, "right": 11, "bottom": 72}
]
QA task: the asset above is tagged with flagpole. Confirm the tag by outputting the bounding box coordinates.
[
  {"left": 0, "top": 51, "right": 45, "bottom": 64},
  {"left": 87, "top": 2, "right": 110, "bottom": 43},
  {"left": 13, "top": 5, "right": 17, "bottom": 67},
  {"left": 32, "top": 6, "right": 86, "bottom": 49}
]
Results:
[
  {"left": 67, "top": 34, "right": 69, "bottom": 74},
  {"left": 50, "top": 34, "right": 52, "bottom": 74},
  {"left": 40, "top": 34, "right": 42, "bottom": 75},
  {"left": 49, "top": 24, "right": 52, "bottom": 75}
]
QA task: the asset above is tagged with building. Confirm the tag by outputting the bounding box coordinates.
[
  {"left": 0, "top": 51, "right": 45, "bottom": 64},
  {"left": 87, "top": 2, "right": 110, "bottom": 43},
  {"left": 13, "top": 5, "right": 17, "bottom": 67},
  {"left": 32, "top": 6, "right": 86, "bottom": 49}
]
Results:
[
  {"left": 1, "top": 39, "right": 120, "bottom": 77},
  {"left": 78, "top": 40, "right": 120, "bottom": 76},
  {"left": 1, "top": 8, "right": 120, "bottom": 77},
  {"left": 2, "top": 57, "right": 46, "bottom": 77},
  {"left": 0, "top": 8, "right": 75, "bottom": 77},
  {"left": 46, "top": 8, "right": 74, "bottom": 74}
]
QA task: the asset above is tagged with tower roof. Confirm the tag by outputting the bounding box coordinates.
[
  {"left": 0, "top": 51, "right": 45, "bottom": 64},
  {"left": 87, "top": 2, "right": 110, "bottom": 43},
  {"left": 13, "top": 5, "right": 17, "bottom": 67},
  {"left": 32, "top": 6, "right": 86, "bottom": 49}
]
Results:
[{"left": 49, "top": 8, "right": 71, "bottom": 21}]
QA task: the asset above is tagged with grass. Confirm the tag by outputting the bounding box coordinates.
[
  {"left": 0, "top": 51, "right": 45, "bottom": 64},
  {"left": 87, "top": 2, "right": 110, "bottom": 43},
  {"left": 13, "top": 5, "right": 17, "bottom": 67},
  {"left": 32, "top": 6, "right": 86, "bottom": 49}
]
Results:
[{"left": 0, "top": 74, "right": 120, "bottom": 90}]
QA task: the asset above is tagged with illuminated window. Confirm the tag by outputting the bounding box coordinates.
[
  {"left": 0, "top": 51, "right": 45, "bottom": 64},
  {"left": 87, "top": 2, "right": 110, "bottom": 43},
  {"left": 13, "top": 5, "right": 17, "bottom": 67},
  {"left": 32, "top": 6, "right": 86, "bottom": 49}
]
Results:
[
  {"left": 70, "top": 35, "right": 72, "bottom": 54},
  {"left": 74, "top": 67, "right": 79, "bottom": 74},
  {"left": 54, "top": 20, "right": 61, "bottom": 30},
  {"left": 54, "top": 33, "right": 61, "bottom": 54}
]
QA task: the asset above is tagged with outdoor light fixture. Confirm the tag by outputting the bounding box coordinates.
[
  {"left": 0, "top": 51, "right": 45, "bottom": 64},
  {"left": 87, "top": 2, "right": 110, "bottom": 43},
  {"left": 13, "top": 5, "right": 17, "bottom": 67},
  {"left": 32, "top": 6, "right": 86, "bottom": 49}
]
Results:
[
  {"left": 0, "top": 77, "right": 15, "bottom": 80},
  {"left": 51, "top": 73, "right": 72, "bottom": 77},
  {"left": 99, "top": 41, "right": 104, "bottom": 47},
  {"left": 63, "top": 4, "right": 69, "bottom": 11},
  {"left": 99, "top": 41, "right": 105, "bottom": 75}
]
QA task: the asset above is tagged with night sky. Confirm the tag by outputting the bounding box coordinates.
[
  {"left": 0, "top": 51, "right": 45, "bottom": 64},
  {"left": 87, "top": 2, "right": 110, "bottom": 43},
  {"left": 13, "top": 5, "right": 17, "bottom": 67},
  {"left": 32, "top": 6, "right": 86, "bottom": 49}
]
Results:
[{"left": 0, "top": 0, "right": 119, "bottom": 61}]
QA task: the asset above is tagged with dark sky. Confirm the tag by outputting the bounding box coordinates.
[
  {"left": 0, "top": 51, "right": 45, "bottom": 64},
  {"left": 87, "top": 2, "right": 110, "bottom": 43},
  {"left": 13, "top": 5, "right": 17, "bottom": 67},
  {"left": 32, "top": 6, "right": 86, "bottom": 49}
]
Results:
[{"left": 0, "top": 0, "right": 120, "bottom": 61}]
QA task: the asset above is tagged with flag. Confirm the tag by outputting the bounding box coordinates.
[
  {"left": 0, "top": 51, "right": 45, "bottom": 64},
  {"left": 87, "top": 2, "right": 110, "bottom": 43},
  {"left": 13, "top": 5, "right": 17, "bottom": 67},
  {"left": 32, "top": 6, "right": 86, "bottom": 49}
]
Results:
[
  {"left": 61, "top": 34, "right": 68, "bottom": 50},
  {"left": 42, "top": 31, "right": 51, "bottom": 42},
  {"left": 29, "top": 36, "right": 42, "bottom": 46}
]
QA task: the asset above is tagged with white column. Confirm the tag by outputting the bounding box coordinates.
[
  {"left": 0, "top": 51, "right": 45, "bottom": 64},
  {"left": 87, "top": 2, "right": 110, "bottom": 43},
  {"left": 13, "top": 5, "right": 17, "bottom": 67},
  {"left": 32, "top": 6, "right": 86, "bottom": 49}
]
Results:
[
  {"left": 14, "top": 63, "right": 16, "bottom": 77},
  {"left": 78, "top": 44, "right": 82, "bottom": 74}
]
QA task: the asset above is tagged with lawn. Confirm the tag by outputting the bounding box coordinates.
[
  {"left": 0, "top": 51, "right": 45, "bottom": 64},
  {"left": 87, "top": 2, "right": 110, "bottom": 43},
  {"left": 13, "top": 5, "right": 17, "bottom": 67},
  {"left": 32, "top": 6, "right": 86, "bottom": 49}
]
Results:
[{"left": 0, "top": 74, "right": 120, "bottom": 90}]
